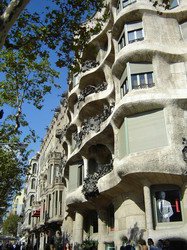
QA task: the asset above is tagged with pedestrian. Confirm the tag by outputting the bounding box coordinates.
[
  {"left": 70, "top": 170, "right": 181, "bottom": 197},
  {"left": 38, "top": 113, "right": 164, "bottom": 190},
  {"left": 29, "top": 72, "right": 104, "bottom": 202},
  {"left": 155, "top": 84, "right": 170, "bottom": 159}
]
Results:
[
  {"left": 147, "top": 238, "right": 159, "bottom": 250},
  {"left": 54, "top": 231, "right": 63, "bottom": 250},
  {"left": 138, "top": 239, "right": 148, "bottom": 250}
]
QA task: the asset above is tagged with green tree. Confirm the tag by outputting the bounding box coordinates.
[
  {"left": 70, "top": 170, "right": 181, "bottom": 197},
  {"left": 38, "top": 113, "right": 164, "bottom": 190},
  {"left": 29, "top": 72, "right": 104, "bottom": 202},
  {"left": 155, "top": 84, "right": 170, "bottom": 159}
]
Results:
[
  {"left": 0, "top": 147, "right": 25, "bottom": 215},
  {"left": 0, "top": 0, "right": 105, "bottom": 212},
  {"left": 2, "top": 213, "right": 21, "bottom": 236}
]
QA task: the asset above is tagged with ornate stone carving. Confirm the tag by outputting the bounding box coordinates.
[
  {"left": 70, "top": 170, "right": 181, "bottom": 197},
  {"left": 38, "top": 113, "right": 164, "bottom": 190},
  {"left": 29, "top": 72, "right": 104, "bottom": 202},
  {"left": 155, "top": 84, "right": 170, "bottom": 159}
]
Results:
[
  {"left": 82, "top": 160, "right": 113, "bottom": 200},
  {"left": 55, "top": 124, "right": 69, "bottom": 142},
  {"left": 55, "top": 129, "right": 63, "bottom": 139}
]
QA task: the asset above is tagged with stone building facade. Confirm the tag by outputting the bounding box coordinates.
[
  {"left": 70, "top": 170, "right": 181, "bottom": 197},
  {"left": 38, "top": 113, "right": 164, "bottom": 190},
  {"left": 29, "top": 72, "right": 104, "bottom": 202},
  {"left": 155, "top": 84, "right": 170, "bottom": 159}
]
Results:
[{"left": 23, "top": 0, "right": 187, "bottom": 249}]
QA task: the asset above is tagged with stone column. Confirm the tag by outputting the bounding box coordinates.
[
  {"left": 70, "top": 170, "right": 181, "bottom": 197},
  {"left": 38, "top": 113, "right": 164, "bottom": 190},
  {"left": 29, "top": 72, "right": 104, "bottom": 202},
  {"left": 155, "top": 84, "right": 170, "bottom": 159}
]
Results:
[
  {"left": 73, "top": 212, "right": 83, "bottom": 244},
  {"left": 143, "top": 184, "right": 153, "bottom": 232},
  {"left": 98, "top": 209, "right": 108, "bottom": 250}
]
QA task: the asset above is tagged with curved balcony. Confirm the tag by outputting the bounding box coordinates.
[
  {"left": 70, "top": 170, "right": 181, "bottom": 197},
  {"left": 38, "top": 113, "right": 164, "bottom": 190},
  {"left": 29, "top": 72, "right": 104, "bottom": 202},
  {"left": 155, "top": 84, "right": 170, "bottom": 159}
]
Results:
[
  {"left": 67, "top": 118, "right": 114, "bottom": 165},
  {"left": 82, "top": 160, "right": 113, "bottom": 200},
  {"left": 112, "top": 42, "right": 187, "bottom": 78},
  {"left": 71, "top": 104, "right": 113, "bottom": 149},
  {"left": 77, "top": 82, "right": 107, "bottom": 108},
  {"left": 78, "top": 31, "right": 114, "bottom": 88}
]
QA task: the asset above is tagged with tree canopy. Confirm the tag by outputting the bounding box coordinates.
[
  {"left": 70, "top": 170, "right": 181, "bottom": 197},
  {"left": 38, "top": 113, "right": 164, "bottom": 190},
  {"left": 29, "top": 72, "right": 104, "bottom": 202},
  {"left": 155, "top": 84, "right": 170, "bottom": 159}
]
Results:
[
  {"left": 2, "top": 213, "right": 21, "bottom": 237},
  {"left": 0, "top": 0, "right": 105, "bottom": 211}
]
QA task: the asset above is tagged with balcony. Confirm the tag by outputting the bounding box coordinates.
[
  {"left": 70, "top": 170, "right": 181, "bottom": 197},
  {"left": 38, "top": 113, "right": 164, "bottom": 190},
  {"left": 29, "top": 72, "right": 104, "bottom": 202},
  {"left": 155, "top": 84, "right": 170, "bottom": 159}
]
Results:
[
  {"left": 72, "top": 104, "right": 113, "bottom": 149},
  {"left": 82, "top": 161, "right": 113, "bottom": 200},
  {"left": 81, "top": 60, "right": 99, "bottom": 73},
  {"left": 77, "top": 82, "right": 107, "bottom": 108}
]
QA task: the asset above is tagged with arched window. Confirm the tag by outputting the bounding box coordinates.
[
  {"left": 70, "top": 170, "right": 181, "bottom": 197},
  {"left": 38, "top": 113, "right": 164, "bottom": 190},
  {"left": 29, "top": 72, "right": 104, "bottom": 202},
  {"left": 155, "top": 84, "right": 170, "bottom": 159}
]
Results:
[{"left": 31, "top": 178, "right": 36, "bottom": 189}]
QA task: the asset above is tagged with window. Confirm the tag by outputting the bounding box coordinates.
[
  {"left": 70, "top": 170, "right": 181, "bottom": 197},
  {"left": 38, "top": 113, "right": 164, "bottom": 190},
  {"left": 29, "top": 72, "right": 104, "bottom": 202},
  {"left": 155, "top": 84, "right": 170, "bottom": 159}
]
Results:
[
  {"left": 55, "top": 191, "right": 58, "bottom": 215},
  {"left": 28, "top": 212, "right": 32, "bottom": 225},
  {"left": 31, "top": 178, "right": 36, "bottom": 189},
  {"left": 117, "top": 0, "right": 136, "bottom": 13},
  {"left": 120, "top": 63, "right": 154, "bottom": 97},
  {"left": 118, "top": 110, "right": 168, "bottom": 158},
  {"left": 170, "top": 0, "right": 179, "bottom": 9},
  {"left": 30, "top": 195, "right": 34, "bottom": 206},
  {"left": 68, "top": 161, "right": 84, "bottom": 192},
  {"left": 48, "top": 194, "right": 51, "bottom": 217},
  {"left": 73, "top": 73, "right": 79, "bottom": 87},
  {"left": 118, "top": 32, "right": 126, "bottom": 51},
  {"left": 131, "top": 72, "right": 154, "bottom": 89},
  {"left": 32, "top": 163, "right": 37, "bottom": 174},
  {"left": 151, "top": 186, "right": 183, "bottom": 226},
  {"left": 121, "top": 78, "right": 129, "bottom": 96},
  {"left": 59, "top": 191, "right": 63, "bottom": 216},
  {"left": 118, "top": 21, "right": 143, "bottom": 51},
  {"left": 128, "top": 28, "right": 144, "bottom": 44}
]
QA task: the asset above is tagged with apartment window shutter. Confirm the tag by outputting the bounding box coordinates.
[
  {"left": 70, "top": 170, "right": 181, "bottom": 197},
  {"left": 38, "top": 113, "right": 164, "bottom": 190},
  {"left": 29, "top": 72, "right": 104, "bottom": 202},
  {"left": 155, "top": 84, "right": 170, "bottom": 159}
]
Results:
[
  {"left": 127, "top": 110, "right": 168, "bottom": 153},
  {"left": 129, "top": 63, "right": 153, "bottom": 74},
  {"left": 69, "top": 165, "right": 79, "bottom": 191},
  {"left": 118, "top": 119, "right": 128, "bottom": 158},
  {"left": 126, "top": 21, "right": 142, "bottom": 32}
]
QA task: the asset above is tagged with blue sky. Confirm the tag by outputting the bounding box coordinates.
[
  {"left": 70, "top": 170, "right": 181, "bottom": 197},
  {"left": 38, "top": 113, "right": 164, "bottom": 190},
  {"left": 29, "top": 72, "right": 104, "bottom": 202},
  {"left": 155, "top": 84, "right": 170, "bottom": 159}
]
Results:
[
  {"left": 22, "top": 1, "right": 69, "bottom": 157},
  {"left": 24, "top": 66, "right": 68, "bottom": 157}
]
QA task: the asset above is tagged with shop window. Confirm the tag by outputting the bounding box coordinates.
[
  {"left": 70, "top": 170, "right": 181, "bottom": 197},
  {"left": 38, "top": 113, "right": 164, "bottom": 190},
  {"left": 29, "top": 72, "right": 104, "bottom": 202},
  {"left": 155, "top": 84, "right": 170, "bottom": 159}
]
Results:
[{"left": 152, "top": 186, "right": 183, "bottom": 226}]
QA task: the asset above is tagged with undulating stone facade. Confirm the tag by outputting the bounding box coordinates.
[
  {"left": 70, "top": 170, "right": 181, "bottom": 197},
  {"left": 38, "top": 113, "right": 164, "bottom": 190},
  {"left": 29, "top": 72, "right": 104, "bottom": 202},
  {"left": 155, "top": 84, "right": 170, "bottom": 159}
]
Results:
[{"left": 22, "top": 0, "right": 187, "bottom": 249}]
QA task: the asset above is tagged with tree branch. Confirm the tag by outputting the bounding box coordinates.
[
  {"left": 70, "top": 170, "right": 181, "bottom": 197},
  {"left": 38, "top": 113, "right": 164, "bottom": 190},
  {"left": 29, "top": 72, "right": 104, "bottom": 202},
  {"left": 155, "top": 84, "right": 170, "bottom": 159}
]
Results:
[{"left": 0, "top": 0, "right": 30, "bottom": 49}]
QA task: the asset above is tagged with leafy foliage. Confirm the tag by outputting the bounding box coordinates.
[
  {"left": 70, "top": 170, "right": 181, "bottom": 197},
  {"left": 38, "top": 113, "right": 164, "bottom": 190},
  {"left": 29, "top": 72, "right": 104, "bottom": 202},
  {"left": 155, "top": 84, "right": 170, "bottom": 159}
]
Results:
[
  {"left": 0, "top": 0, "right": 106, "bottom": 212},
  {"left": 2, "top": 213, "right": 21, "bottom": 236},
  {"left": 0, "top": 146, "right": 25, "bottom": 213}
]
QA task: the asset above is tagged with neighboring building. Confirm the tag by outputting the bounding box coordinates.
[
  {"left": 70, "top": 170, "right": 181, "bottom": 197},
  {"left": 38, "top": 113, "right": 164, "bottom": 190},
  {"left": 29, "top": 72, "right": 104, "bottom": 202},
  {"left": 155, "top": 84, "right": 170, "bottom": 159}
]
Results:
[
  {"left": 12, "top": 189, "right": 25, "bottom": 217},
  {"left": 21, "top": 155, "right": 40, "bottom": 245},
  {"left": 23, "top": 0, "right": 187, "bottom": 249}
]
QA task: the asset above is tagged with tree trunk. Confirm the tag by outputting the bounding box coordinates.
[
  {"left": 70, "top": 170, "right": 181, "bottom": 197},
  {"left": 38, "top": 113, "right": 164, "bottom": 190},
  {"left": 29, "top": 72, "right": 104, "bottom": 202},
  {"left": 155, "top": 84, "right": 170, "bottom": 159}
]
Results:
[{"left": 0, "top": 0, "right": 30, "bottom": 49}]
